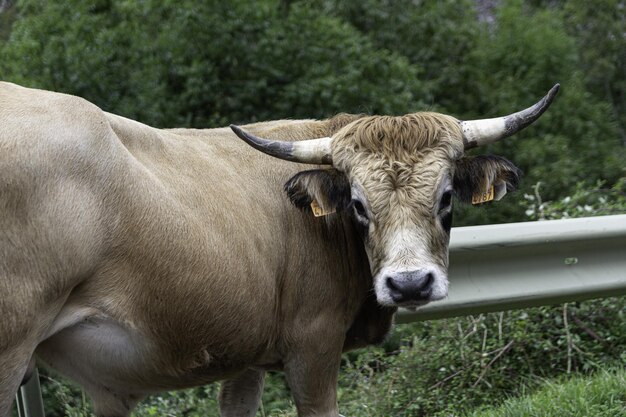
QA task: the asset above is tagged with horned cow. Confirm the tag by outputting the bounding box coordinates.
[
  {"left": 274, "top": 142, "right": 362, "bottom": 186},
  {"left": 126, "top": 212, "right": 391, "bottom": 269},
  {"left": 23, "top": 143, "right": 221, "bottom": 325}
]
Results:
[{"left": 0, "top": 81, "right": 558, "bottom": 417}]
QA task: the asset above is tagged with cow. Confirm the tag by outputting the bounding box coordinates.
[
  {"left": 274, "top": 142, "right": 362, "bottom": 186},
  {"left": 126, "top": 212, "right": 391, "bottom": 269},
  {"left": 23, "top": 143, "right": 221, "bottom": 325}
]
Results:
[{"left": 0, "top": 81, "right": 558, "bottom": 417}]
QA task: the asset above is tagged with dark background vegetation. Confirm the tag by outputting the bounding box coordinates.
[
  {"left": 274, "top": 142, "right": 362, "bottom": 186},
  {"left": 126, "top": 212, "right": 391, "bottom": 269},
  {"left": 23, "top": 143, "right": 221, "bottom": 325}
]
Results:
[{"left": 1, "top": 0, "right": 624, "bottom": 416}]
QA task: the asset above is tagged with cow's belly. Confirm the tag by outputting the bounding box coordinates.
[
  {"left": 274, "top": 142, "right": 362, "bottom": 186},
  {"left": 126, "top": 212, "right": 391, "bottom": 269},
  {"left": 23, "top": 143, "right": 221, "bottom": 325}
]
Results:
[{"left": 36, "top": 306, "right": 250, "bottom": 397}]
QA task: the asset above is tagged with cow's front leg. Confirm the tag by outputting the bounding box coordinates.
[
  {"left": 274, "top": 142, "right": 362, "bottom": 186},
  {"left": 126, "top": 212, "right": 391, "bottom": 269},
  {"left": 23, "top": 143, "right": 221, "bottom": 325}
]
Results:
[
  {"left": 284, "top": 337, "right": 344, "bottom": 417},
  {"left": 0, "top": 345, "right": 35, "bottom": 417},
  {"left": 219, "top": 368, "right": 265, "bottom": 417}
]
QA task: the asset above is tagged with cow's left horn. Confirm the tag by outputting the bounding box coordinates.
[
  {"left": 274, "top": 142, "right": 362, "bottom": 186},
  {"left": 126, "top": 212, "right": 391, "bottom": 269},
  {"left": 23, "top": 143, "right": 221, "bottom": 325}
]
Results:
[
  {"left": 230, "top": 125, "right": 333, "bottom": 165},
  {"left": 461, "top": 84, "right": 560, "bottom": 149}
]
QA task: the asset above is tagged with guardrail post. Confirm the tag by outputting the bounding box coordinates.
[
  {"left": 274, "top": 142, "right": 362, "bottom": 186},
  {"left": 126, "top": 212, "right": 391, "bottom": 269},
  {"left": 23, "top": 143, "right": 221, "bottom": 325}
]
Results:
[{"left": 15, "top": 368, "right": 45, "bottom": 417}]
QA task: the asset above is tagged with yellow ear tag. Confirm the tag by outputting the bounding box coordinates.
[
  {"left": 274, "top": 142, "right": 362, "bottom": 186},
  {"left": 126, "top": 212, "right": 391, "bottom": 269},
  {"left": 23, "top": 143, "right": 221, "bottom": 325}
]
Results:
[
  {"left": 310, "top": 199, "right": 335, "bottom": 217},
  {"left": 472, "top": 185, "right": 495, "bottom": 205}
]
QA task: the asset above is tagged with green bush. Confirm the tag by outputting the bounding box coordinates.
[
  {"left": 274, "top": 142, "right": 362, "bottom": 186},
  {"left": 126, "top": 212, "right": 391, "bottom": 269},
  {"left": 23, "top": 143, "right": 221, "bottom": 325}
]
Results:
[
  {"left": 466, "top": 368, "right": 626, "bottom": 417},
  {"left": 524, "top": 178, "right": 626, "bottom": 221},
  {"left": 454, "top": 0, "right": 624, "bottom": 226},
  {"left": 0, "top": 2, "right": 16, "bottom": 40},
  {"left": 562, "top": 0, "right": 625, "bottom": 144},
  {"left": 310, "top": 0, "right": 481, "bottom": 113}
]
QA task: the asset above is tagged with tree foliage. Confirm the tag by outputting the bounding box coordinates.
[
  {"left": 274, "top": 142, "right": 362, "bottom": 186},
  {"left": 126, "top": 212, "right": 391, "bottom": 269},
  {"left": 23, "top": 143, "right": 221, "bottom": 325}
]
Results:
[
  {"left": 563, "top": 0, "right": 626, "bottom": 146},
  {"left": 454, "top": 0, "right": 624, "bottom": 224},
  {"left": 0, "top": 0, "right": 425, "bottom": 128},
  {"left": 309, "top": 0, "right": 481, "bottom": 112}
]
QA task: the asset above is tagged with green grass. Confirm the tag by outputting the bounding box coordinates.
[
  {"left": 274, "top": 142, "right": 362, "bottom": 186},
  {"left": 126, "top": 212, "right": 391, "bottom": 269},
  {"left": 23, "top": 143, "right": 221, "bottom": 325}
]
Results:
[
  {"left": 131, "top": 367, "right": 626, "bottom": 416},
  {"left": 466, "top": 368, "right": 626, "bottom": 417}
]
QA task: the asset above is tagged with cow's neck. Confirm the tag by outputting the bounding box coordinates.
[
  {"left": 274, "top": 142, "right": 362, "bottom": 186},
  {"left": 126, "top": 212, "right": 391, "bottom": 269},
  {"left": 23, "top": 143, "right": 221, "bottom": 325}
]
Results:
[{"left": 333, "top": 214, "right": 397, "bottom": 352}]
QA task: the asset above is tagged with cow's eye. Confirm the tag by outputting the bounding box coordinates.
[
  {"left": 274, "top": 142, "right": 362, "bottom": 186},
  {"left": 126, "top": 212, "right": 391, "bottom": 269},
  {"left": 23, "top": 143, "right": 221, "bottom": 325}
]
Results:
[
  {"left": 439, "top": 190, "right": 453, "bottom": 213},
  {"left": 352, "top": 199, "right": 368, "bottom": 221}
]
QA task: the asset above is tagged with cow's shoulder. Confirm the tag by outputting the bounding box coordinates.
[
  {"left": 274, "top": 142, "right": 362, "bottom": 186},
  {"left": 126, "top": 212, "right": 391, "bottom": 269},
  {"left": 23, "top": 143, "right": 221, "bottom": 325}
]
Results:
[
  {"left": 0, "top": 82, "right": 118, "bottom": 158},
  {"left": 0, "top": 81, "right": 106, "bottom": 121}
]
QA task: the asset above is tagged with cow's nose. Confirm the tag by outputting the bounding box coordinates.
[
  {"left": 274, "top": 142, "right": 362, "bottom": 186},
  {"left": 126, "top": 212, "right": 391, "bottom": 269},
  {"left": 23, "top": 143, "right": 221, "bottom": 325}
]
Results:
[{"left": 386, "top": 271, "right": 434, "bottom": 303}]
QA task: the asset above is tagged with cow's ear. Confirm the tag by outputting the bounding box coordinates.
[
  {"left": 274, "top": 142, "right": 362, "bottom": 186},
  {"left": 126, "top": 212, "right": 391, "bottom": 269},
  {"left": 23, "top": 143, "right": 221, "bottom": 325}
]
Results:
[
  {"left": 284, "top": 169, "right": 351, "bottom": 216},
  {"left": 453, "top": 155, "right": 522, "bottom": 204}
]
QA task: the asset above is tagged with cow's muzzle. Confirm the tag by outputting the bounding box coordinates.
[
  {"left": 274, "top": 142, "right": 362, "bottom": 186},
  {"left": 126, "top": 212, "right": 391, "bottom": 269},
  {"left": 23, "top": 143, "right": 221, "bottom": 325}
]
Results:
[
  {"left": 374, "top": 265, "right": 449, "bottom": 308},
  {"left": 385, "top": 270, "right": 435, "bottom": 304}
]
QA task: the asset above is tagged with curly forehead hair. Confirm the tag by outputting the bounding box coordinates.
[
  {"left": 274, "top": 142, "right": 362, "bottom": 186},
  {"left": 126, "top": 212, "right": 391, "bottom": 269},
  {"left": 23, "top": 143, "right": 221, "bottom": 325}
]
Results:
[{"left": 331, "top": 112, "right": 464, "bottom": 165}]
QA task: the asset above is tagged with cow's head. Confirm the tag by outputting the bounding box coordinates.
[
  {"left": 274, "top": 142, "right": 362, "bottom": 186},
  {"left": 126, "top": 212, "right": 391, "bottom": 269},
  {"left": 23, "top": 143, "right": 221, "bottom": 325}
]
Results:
[{"left": 231, "top": 85, "right": 559, "bottom": 308}]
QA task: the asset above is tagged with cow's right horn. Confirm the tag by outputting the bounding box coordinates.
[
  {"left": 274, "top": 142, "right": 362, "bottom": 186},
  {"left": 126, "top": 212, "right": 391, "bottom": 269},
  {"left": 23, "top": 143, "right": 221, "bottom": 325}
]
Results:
[
  {"left": 461, "top": 84, "right": 560, "bottom": 149},
  {"left": 230, "top": 125, "right": 333, "bottom": 165}
]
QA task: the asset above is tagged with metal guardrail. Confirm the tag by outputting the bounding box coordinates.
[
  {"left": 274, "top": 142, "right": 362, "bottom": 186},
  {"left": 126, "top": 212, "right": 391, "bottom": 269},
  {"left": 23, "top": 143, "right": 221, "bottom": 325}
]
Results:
[
  {"left": 398, "top": 214, "right": 626, "bottom": 322},
  {"left": 15, "top": 369, "right": 44, "bottom": 417},
  {"left": 16, "top": 215, "right": 626, "bottom": 415}
]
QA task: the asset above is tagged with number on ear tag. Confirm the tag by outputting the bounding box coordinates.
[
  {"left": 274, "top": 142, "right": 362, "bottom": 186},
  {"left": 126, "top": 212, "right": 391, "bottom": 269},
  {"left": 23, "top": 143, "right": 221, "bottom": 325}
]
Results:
[
  {"left": 311, "top": 199, "right": 335, "bottom": 217},
  {"left": 472, "top": 185, "right": 495, "bottom": 205}
]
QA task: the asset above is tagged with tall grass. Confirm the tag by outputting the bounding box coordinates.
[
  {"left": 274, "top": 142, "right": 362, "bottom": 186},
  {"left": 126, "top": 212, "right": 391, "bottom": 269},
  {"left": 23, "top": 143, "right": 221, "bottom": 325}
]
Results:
[{"left": 466, "top": 368, "right": 626, "bottom": 417}]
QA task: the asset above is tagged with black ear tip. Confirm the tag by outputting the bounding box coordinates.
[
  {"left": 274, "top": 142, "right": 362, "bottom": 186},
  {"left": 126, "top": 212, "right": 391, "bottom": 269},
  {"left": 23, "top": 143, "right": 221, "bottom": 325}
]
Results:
[
  {"left": 284, "top": 171, "right": 314, "bottom": 210},
  {"left": 283, "top": 169, "right": 351, "bottom": 212}
]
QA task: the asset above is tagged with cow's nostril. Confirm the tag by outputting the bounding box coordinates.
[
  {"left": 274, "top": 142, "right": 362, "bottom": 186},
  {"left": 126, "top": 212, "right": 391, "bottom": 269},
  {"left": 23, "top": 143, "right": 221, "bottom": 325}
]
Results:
[
  {"left": 386, "top": 276, "right": 398, "bottom": 291},
  {"left": 420, "top": 273, "right": 434, "bottom": 296},
  {"left": 386, "top": 276, "right": 403, "bottom": 301},
  {"left": 423, "top": 273, "right": 434, "bottom": 290}
]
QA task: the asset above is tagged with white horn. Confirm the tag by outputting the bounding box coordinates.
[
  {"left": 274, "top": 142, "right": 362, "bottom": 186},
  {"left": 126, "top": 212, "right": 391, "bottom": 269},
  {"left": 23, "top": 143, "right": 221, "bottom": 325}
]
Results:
[
  {"left": 461, "top": 84, "right": 560, "bottom": 149},
  {"left": 230, "top": 125, "right": 332, "bottom": 165}
]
